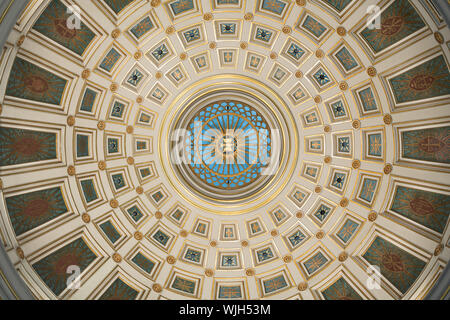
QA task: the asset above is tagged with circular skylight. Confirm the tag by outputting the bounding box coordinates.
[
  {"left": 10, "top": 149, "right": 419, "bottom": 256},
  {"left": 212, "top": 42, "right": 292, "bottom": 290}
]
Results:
[{"left": 164, "top": 79, "right": 297, "bottom": 206}]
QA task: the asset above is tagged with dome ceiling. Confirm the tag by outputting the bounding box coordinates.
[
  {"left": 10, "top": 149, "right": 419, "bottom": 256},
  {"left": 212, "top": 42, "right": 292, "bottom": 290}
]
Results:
[{"left": 0, "top": 0, "right": 449, "bottom": 300}]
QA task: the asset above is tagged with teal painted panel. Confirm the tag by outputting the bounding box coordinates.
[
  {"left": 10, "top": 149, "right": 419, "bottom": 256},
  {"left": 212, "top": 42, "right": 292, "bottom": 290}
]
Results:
[
  {"left": 103, "top": 0, "right": 135, "bottom": 14},
  {"left": 389, "top": 55, "right": 450, "bottom": 104},
  {"left": 0, "top": 127, "right": 57, "bottom": 166},
  {"left": 360, "top": 0, "right": 425, "bottom": 54},
  {"left": 363, "top": 236, "right": 426, "bottom": 294},
  {"left": 32, "top": 237, "right": 97, "bottom": 296},
  {"left": 6, "top": 186, "right": 68, "bottom": 236},
  {"left": 391, "top": 185, "right": 450, "bottom": 234},
  {"left": 131, "top": 252, "right": 155, "bottom": 274},
  {"left": 401, "top": 126, "right": 449, "bottom": 164},
  {"left": 99, "top": 278, "right": 138, "bottom": 300},
  {"left": 32, "top": 0, "right": 95, "bottom": 56},
  {"left": 322, "top": 277, "right": 363, "bottom": 300}
]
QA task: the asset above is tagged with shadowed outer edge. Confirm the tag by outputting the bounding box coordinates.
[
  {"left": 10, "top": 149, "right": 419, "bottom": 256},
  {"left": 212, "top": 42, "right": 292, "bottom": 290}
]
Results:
[{"left": 0, "top": 0, "right": 448, "bottom": 301}]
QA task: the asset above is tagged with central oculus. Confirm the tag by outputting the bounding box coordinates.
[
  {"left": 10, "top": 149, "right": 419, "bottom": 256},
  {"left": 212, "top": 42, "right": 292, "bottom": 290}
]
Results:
[
  {"left": 185, "top": 100, "right": 271, "bottom": 190},
  {"left": 169, "top": 88, "right": 286, "bottom": 203}
]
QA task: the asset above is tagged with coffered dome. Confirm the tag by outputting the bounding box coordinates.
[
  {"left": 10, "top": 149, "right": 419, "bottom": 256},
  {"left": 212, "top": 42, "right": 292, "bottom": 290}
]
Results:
[{"left": 0, "top": 0, "right": 449, "bottom": 300}]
